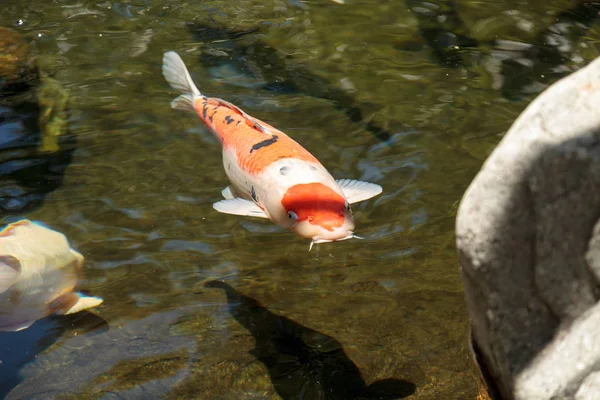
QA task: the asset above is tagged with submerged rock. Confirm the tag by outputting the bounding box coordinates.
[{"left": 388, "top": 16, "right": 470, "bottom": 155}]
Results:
[{"left": 456, "top": 54, "right": 600, "bottom": 399}]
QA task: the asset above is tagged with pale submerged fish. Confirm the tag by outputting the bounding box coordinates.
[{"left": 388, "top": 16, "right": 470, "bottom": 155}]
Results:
[{"left": 0, "top": 220, "right": 103, "bottom": 332}]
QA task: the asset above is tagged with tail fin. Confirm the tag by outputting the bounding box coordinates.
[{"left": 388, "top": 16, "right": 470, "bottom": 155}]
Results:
[{"left": 162, "top": 51, "right": 202, "bottom": 112}]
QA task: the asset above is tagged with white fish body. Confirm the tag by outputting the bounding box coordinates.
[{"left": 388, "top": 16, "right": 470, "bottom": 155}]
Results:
[{"left": 0, "top": 220, "right": 103, "bottom": 332}]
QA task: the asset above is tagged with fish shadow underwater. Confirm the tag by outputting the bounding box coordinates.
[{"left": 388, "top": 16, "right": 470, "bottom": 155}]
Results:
[
  {"left": 205, "top": 280, "right": 416, "bottom": 400},
  {"left": 0, "top": 310, "right": 108, "bottom": 399},
  {"left": 187, "top": 21, "right": 395, "bottom": 145}
]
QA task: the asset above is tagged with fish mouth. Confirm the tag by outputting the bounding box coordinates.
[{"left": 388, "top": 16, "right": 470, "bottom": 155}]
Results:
[{"left": 308, "top": 233, "right": 363, "bottom": 251}]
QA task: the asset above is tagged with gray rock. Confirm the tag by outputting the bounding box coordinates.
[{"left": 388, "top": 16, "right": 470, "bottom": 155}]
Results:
[
  {"left": 456, "top": 55, "right": 600, "bottom": 399},
  {"left": 515, "top": 302, "right": 600, "bottom": 398},
  {"left": 575, "top": 371, "right": 600, "bottom": 400}
]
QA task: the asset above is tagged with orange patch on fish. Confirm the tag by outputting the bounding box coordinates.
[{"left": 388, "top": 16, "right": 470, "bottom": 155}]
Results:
[
  {"left": 193, "top": 98, "right": 319, "bottom": 175},
  {"left": 281, "top": 183, "right": 346, "bottom": 231},
  {"left": 0, "top": 220, "right": 31, "bottom": 237}
]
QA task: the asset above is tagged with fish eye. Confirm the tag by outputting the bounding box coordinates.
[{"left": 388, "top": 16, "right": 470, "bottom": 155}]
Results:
[{"left": 287, "top": 210, "right": 298, "bottom": 220}]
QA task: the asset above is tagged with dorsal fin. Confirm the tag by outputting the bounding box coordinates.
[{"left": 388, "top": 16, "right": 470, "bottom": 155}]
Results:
[{"left": 211, "top": 98, "right": 273, "bottom": 135}]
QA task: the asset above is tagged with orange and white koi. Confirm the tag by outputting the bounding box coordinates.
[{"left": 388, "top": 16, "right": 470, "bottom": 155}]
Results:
[{"left": 162, "top": 51, "right": 382, "bottom": 249}]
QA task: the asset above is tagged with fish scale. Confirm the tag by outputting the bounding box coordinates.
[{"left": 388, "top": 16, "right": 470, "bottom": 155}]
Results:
[{"left": 193, "top": 97, "right": 318, "bottom": 175}]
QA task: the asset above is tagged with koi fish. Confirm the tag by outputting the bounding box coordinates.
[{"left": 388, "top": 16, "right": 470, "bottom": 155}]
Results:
[
  {"left": 162, "top": 51, "right": 382, "bottom": 249},
  {"left": 0, "top": 220, "right": 103, "bottom": 332}
]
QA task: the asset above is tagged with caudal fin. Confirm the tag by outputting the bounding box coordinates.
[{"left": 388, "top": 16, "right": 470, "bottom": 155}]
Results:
[
  {"left": 50, "top": 291, "right": 104, "bottom": 315},
  {"left": 162, "top": 51, "right": 202, "bottom": 112}
]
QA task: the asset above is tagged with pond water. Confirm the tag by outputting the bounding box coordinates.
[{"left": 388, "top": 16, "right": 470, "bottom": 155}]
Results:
[{"left": 1, "top": 0, "right": 599, "bottom": 399}]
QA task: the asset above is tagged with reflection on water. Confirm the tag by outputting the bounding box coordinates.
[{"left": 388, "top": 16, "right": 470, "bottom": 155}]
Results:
[
  {"left": 0, "top": 0, "right": 599, "bottom": 398},
  {"left": 0, "top": 99, "right": 76, "bottom": 213},
  {"left": 0, "top": 25, "right": 75, "bottom": 214},
  {"left": 403, "top": 0, "right": 479, "bottom": 68}
]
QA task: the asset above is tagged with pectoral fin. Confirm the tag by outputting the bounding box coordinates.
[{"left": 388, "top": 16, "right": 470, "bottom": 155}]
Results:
[
  {"left": 213, "top": 198, "right": 268, "bottom": 219},
  {"left": 0, "top": 255, "right": 21, "bottom": 294},
  {"left": 336, "top": 179, "right": 383, "bottom": 204},
  {"left": 221, "top": 186, "right": 235, "bottom": 200},
  {"left": 50, "top": 292, "right": 104, "bottom": 315}
]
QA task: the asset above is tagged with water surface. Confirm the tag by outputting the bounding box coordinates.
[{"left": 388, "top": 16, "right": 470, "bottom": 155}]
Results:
[{"left": 1, "top": 0, "right": 600, "bottom": 398}]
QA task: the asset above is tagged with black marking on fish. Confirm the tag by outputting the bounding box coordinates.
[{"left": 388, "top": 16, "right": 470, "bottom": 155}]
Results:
[
  {"left": 250, "top": 135, "right": 279, "bottom": 153},
  {"left": 279, "top": 166, "right": 288, "bottom": 176},
  {"left": 209, "top": 115, "right": 214, "bottom": 123},
  {"left": 224, "top": 115, "right": 234, "bottom": 124},
  {"left": 236, "top": 120, "right": 241, "bottom": 126},
  {"left": 202, "top": 104, "right": 208, "bottom": 119},
  {"left": 251, "top": 186, "right": 258, "bottom": 202}
]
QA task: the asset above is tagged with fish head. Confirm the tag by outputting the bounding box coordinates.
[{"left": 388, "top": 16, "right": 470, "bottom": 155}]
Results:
[{"left": 281, "top": 183, "right": 355, "bottom": 244}]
